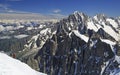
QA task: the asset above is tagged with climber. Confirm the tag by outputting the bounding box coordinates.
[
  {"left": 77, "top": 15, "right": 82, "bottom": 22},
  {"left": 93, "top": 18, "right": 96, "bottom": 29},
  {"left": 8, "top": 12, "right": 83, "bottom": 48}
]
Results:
[{"left": 12, "top": 53, "right": 16, "bottom": 58}]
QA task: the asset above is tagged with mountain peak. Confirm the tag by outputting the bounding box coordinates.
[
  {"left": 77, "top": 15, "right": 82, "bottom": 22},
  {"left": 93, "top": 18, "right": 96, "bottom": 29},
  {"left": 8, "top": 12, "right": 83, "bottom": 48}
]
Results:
[
  {"left": 74, "top": 11, "right": 82, "bottom": 14},
  {"left": 73, "top": 11, "right": 85, "bottom": 16}
]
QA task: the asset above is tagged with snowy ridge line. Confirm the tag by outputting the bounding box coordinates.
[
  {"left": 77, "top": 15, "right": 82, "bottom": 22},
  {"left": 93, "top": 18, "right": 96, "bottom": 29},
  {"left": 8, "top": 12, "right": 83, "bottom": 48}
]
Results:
[
  {"left": 100, "top": 39, "right": 116, "bottom": 45},
  {"left": 71, "top": 11, "right": 120, "bottom": 41},
  {"left": 100, "top": 38, "right": 117, "bottom": 54}
]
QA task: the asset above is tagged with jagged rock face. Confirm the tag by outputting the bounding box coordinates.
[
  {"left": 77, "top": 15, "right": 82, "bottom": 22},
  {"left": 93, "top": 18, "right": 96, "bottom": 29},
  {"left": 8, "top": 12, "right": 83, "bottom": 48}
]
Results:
[
  {"left": 97, "top": 28, "right": 115, "bottom": 41},
  {"left": 18, "top": 22, "right": 57, "bottom": 71},
  {"left": 35, "top": 30, "right": 116, "bottom": 75},
  {"left": 21, "top": 54, "right": 39, "bottom": 71},
  {"left": 33, "top": 11, "right": 120, "bottom": 75}
]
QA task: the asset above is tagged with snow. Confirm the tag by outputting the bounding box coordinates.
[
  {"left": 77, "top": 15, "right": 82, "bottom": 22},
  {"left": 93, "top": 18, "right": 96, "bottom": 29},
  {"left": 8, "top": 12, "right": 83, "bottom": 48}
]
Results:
[
  {"left": 40, "top": 28, "right": 51, "bottom": 35},
  {"left": 52, "top": 31, "right": 56, "bottom": 34},
  {"left": 0, "top": 25, "right": 24, "bottom": 32},
  {"left": 101, "top": 39, "right": 116, "bottom": 53},
  {"left": 106, "top": 18, "right": 118, "bottom": 28},
  {"left": 73, "top": 30, "right": 89, "bottom": 42},
  {"left": 70, "top": 21, "right": 74, "bottom": 27},
  {"left": 93, "top": 15, "right": 98, "bottom": 21},
  {"left": 90, "top": 40, "right": 98, "bottom": 48},
  {"left": 101, "top": 22, "right": 119, "bottom": 41},
  {"left": 0, "top": 52, "right": 46, "bottom": 75},
  {"left": 16, "top": 25, "right": 24, "bottom": 29},
  {"left": 38, "top": 25, "right": 45, "bottom": 29},
  {"left": 74, "top": 11, "right": 84, "bottom": 20},
  {"left": 31, "top": 34, "right": 39, "bottom": 42},
  {"left": 14, "top": 34, "right": 29, "bottom": 39},
  {"left": 98, "top": 42, "right": 120, "bottom": 75},
  {"left": 100, "top": 61, "right": 109, "bottom": 75},
  {"left": 0, "top": 25, "right": 5, "bottom": 32},
  {"left": 27, "top": 27, "right": 33, "bottom": 30},
  {"left": 100, "top": 39, "right": 116, "bottom": 45},
  {"left": 95, "top": 24, "right": 103, "bottom": 30},
  {"left": 5, "top": 26, "right": 13, "bottom": 31},
  {"left": 93, "top": 16, "right": 119, "bottom": 41},
  {"left": 115, "top": 55, "right": 120, "bottom": 64},
  {"left": 74, "top": 12, "right": 79, "bottom": 20},
  {"left": 110, "top": 69, "right": 120, "bottom": 75},
  {"left": 87, "top": 20, "right": 98, "bottom": 32},
  {"left": 25, "top": 34, "right": 39, "bottom": 48}
]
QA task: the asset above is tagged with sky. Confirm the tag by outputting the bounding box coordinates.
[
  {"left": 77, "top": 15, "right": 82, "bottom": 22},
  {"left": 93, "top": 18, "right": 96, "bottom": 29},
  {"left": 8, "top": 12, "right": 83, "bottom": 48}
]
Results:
[{"left": 0, "top": 0, "right": 120, "bottom": 17}]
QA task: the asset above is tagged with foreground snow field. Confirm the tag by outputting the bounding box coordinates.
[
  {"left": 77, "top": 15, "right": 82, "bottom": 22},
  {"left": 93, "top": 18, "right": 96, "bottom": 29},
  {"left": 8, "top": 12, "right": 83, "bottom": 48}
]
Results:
[{"left": 0, "top": 52, "right": 46, "bottom": 75}]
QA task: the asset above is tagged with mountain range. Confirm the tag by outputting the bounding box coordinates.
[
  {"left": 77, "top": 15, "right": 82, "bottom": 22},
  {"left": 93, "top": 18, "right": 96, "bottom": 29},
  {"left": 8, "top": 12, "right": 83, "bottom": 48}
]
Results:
[{"left": 0, "top": 11, "right": 120, "bottom": 75}]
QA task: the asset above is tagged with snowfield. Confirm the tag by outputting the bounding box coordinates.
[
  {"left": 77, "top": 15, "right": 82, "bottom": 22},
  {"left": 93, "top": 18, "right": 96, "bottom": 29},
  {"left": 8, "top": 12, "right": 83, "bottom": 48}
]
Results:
[{"left": 0, "top": 52, "right": 46, "bottom": 75}]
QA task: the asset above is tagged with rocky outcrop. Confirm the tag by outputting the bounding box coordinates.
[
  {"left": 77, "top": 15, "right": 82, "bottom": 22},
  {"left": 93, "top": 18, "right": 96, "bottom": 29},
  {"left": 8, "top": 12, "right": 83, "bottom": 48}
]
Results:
[{"left": 16, "top": 11, "right": 120, "bottom": 75}]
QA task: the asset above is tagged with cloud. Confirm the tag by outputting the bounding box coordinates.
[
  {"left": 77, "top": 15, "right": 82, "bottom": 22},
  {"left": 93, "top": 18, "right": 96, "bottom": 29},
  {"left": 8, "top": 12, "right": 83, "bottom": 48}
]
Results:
[
  {"left": 53, "top": 9, "right": 61, "bottom": 14},
  {"left": 49, "top": 13, "right": 66, "bottom": 19},
  {"left": 7, "top": 10, "right": 15, "bottom": 13}
]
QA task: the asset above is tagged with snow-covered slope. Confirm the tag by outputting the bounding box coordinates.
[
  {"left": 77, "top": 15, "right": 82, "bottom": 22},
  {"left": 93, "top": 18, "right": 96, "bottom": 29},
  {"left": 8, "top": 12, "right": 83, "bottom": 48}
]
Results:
[{"left": 0, "top": 52, "right": 46, "bottom": 75}]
